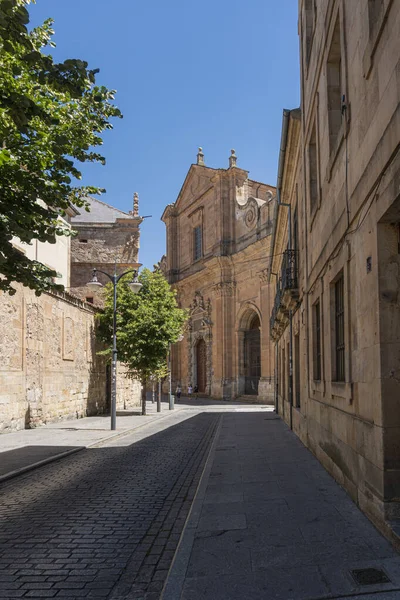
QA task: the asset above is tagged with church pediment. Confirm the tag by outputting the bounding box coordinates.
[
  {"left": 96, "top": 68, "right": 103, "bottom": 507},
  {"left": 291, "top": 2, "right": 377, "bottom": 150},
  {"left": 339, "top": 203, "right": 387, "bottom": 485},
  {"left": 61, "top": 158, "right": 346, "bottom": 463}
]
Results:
[{"left": 175, "top": 165, "right": 217, "bottom": 212}]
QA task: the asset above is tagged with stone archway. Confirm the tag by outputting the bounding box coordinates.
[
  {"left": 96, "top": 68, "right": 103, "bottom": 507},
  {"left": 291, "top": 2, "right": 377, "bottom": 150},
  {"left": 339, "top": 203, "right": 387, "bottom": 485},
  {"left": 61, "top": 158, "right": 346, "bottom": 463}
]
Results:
[
  {"left": 195, "top": 338, "right": 207, "bottom": 393},
  {"left": 238, "top": 307, "right": 261, "bottom": 396}
]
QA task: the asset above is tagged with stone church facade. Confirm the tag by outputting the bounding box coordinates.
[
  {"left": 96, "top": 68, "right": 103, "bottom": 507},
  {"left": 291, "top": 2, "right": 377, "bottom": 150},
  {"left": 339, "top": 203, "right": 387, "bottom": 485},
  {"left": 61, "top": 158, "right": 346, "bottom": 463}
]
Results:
[{"left": 162, "top": 149, "right": 276, "bottom": 402}]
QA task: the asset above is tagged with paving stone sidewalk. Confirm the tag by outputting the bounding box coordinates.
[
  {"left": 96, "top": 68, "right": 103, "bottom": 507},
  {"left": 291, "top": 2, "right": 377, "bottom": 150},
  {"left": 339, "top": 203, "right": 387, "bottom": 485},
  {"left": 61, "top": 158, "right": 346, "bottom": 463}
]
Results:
[{"left": 163, "top": 412, "right": 400, "bottom": 600}]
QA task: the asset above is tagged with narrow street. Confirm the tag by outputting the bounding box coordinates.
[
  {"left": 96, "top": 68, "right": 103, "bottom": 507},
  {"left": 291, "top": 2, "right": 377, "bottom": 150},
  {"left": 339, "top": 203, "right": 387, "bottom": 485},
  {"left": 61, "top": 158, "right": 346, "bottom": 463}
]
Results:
[
  {"left": 2, "top": 404, "right": 400, "bottom": 600},
  {"left": 0, "top": 409, "right": 219, "bottom": 599}
]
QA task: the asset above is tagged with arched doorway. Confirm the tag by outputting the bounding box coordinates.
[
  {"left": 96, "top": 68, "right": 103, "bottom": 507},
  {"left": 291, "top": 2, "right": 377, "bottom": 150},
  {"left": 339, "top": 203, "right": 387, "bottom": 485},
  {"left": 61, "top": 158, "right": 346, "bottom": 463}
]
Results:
[
  {"left": 196, "top": 338, "right": 207, "bottom": 393},
  {"left": 244, "top": 314, "right": 261, "bottom": 395}
]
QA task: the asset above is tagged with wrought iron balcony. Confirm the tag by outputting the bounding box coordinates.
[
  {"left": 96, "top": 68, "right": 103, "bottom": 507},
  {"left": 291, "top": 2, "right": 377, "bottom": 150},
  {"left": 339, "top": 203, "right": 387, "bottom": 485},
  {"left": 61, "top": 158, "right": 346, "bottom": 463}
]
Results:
[
  {"left": 281, "top": 249, "right": 299, "bottom": 310},
  {"left": 281, "top": 249, "right": 298, "bottom": 290},
  {"left": 269, "top": 249, "right": 299, "bottom": 341}
]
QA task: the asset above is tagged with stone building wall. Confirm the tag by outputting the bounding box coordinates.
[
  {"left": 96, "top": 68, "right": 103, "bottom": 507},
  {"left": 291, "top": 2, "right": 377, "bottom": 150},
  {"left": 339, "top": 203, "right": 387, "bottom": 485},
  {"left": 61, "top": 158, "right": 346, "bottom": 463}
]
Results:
[
  {"left": 70, "top": 197, "right": 141, "bottom": 306},
  {"left": 270, "top": 0, "right": 400, "bottom": 529},
  {"left": 0, "top": 285, "right": 140, "bottom": 433}
]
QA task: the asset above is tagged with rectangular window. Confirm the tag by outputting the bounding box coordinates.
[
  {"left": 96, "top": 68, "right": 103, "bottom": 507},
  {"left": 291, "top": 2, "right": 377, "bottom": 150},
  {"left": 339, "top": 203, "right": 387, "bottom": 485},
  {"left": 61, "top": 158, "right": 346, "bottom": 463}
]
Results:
[
  {"left": 313, "top": 301, "right": 322, "bottom": 380},
  {"left": 193, "top": 226, "right": 202, "bottom": 261},
  {"left": 294, "top": 334, "right": 300, "bottom": 407},
  {"left": 308, "top": 122, "right": 318, "bottom": 212},
  {"left": 368, "top": 0, "right": 384, "bottom": 34},
  {"left": 327, "top": 15, "right": 343, "bottom": 152},
  {"left": 334, "top": 274, "right": 345, "bottom": 381},
  {"left": 304, "top": 0, "right": 316, "bottom": 66},
  {"left": 293, "top": 206, "right": 299, "bottom": 252},
  {"left": 287, "top": 341, "right": 290, "bottom": 404},
  {"left": 86, "top": 297, "right": 94, "bottom": 304}
]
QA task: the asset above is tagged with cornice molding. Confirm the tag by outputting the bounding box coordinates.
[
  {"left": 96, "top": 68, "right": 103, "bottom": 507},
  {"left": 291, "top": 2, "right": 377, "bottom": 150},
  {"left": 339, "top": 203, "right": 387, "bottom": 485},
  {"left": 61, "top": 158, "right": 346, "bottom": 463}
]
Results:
[{"left": 212, "top": 281, "right": 237, "bottom": 297}]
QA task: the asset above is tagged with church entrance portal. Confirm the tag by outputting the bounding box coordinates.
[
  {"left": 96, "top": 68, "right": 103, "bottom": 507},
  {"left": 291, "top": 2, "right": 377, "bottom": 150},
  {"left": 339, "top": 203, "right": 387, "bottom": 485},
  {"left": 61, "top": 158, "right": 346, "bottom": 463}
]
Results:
[
  {"left": 244, "top": 314, "right": 261, "bottom": 395},
  {"left": 196, "top": 338, "right": 207, "bottom": 393}
]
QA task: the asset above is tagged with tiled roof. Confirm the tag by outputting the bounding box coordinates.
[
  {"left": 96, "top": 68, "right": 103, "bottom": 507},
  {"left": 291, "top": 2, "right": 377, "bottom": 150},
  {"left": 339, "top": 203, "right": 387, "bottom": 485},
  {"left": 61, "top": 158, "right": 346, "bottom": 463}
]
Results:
[{"left": 71, "top": 197, "right": 132, "bottom": 224}]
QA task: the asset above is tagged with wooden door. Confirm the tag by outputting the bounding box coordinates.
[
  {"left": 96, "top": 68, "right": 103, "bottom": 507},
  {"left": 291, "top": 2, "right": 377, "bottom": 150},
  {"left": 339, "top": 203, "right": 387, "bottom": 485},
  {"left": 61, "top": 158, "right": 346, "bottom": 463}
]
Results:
[{"left": 196, "top": 339, "right": 207, "bottom": 393}]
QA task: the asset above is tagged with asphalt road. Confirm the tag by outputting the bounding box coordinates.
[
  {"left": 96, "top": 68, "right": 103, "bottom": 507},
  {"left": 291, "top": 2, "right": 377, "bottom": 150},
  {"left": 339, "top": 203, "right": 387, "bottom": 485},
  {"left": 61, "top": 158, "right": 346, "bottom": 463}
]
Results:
[{"left": 0, "top": 412, "right": 219, "bottom": 600}]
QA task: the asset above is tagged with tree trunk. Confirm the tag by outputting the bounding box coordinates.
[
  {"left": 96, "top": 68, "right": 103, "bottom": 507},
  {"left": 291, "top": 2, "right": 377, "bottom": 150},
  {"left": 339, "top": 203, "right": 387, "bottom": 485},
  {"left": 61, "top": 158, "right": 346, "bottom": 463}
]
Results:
[{"left": 141, "top": 378, "right": 147, "bottom": 416}]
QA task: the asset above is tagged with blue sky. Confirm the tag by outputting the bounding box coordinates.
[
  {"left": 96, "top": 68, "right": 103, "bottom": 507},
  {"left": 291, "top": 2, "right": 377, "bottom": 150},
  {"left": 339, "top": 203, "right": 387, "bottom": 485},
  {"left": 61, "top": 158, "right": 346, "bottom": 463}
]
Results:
[{"left": 29, "top": 0, "right": 300, "bottom": 270}]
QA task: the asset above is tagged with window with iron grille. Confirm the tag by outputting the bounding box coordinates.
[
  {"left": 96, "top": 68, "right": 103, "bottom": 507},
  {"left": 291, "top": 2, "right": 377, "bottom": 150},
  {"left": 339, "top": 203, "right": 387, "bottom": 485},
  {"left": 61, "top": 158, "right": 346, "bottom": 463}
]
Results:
[
  {"left": 335, "top": 274, "right": 345, "bottom": 381},
  {"left": 327, "top": 15, "right": 343, "bottom": 152},
  {"left": 313, "top": 300, "right": 321, "bottom": 380},
  {"left": 367, "top": 0, "right": 384, "bottom": 36},
  {"left": 303, "top": 0, "right": 316, "bottom": 66},
  {"left": 308, "top": 121, "right": 318, "bottom": 212},
  {"left": 193, "top": 226, "right": 202, "bottom": 261}
]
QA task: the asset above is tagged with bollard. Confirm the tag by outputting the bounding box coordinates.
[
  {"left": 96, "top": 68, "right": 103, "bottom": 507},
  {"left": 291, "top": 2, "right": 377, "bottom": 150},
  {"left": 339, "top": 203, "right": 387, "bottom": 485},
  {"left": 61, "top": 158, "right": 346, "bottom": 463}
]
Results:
[{"left": 169, "top": 393, "right": 174, "bottom": 411}]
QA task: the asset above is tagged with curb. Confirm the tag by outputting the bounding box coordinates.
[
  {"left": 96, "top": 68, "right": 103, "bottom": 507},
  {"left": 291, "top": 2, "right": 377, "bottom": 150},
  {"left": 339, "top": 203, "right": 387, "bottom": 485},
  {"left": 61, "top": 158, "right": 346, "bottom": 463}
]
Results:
[
  {"left": 87, "top": 409, "right": 179, "bottom": 448},
  {"left": 161, "top": 413, "right": 223, "bottom": 600},
  {"left": 0, "top": 408, "right": 181, "bottom": 484},
  {"left": 0, "top": 447, "right": 84, "bottom": 484}
]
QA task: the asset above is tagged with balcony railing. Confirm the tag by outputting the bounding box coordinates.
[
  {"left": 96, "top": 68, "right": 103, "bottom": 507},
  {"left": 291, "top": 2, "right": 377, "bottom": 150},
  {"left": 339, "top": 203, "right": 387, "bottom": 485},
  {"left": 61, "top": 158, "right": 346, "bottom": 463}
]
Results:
[
  {"left": 270, "top": 249, "right": 299, "bottom": 341},
  {"left": 281, "top": 249, "right": 298, "bottom": 290}
]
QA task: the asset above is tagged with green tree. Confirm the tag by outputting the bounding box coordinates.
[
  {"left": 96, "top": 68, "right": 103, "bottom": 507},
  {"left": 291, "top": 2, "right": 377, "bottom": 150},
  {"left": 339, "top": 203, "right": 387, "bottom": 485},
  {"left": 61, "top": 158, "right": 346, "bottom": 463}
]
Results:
[
  {"left": 96, "top": 269, "right": 188, "bottom": 415},
  {"left": 0, "top": 0, "right": 122, "bottom": 295}
]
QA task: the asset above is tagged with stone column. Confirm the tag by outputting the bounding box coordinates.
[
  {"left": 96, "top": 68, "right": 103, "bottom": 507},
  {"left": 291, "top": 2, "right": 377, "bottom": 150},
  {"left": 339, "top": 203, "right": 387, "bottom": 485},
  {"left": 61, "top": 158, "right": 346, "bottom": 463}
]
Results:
[
  {"left": 212, "top": 281, "right": 236, "bottom": 399},
  {"left": 237, "top": 330, "right": 245, "bottom": 396}
]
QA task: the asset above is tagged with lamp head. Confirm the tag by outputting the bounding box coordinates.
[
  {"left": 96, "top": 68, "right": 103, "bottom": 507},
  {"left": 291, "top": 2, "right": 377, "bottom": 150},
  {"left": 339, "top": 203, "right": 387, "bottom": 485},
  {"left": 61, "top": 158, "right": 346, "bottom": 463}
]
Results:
[
  {"left": 128, "top": 272, "right": 142, "bottom": 294},
  {"left": 87, "top": 270, "right": 103, "bottom": 289}
]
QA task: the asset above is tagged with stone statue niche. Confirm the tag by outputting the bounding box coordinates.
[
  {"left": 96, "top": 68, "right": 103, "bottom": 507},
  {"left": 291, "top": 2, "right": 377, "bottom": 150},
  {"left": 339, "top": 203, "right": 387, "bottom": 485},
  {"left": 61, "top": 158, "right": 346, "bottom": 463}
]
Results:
[{"left": 187, "top": 292, "right": 212, "bottom": 395}]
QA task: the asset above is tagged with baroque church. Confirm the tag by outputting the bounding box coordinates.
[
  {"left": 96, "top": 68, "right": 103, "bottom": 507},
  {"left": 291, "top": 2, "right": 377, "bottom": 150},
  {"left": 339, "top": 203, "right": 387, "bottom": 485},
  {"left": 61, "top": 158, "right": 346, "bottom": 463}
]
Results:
[{"left": 162, "top": 149, "right": 276, "bottom": 402}]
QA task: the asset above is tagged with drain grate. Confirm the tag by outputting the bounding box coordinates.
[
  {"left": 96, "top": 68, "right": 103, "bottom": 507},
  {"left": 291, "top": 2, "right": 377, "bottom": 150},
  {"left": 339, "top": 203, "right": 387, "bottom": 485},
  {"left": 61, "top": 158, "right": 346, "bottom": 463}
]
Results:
[{"left": 350, "top": 568, "right": 390, "bottom": 586}]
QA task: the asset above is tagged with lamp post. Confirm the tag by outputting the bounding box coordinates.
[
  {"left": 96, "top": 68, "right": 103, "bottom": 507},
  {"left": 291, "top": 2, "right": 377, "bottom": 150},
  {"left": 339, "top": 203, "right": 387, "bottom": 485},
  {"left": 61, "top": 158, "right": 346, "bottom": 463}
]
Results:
[{"left": 87, "top": 265, "right": 142, "bottom": 430}]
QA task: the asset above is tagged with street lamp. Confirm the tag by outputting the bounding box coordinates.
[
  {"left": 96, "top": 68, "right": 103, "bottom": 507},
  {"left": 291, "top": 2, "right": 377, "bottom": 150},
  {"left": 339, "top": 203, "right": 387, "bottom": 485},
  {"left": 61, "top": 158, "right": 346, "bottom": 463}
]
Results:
[{"left": 87, "top": 266, "right": 142, "bottom": 430}]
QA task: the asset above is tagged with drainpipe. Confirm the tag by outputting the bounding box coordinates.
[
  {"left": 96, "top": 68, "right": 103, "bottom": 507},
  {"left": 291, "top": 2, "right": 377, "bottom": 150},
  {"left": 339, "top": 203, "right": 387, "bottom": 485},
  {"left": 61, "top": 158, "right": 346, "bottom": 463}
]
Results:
[
  {"left": 275, "top": 341, "right": 279, "bottom": 413},
  {"left": 276, "top": 191, "right": 293, "bottom": 431},
  {"left": 276, "top": 109, "right": 293, "bottom": 430}
]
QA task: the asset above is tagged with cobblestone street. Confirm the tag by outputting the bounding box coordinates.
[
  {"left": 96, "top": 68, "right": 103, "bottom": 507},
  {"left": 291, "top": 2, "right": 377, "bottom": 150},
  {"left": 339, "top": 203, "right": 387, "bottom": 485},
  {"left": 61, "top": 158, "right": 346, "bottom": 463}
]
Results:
[
  {"left": 0, "top": 410, "right": 219, "bottom": 599},
  {"left": 3, "top": 403, "right": 400, "bottom": 600}
]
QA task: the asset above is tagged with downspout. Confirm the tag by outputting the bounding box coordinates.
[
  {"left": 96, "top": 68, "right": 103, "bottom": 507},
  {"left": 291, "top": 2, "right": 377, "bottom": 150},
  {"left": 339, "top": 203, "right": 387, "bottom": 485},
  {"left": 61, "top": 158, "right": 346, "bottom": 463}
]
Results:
[
  {"left": 275, "top": 110, "right": 293, "bottom": 429},
  {"left": 275, "top": 342, "right": 279, "bottom": 413}
]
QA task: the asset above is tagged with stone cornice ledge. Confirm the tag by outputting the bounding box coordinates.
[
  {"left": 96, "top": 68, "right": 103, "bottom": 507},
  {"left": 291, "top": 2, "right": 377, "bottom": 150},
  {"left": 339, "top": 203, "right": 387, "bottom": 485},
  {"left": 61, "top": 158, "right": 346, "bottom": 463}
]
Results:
[{"left": 212, "top": 281, "right": 237, "bottom": 297}]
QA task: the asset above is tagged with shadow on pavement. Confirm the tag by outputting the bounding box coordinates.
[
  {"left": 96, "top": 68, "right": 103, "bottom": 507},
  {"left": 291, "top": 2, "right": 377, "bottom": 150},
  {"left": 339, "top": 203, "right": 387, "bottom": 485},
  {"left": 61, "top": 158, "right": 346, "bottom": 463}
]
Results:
[
  {"left": 0, "top": 412, "right": 218, "bottom": 600},
  {"left": 0, "top": 445, "right": 81, "bottom": 477}
]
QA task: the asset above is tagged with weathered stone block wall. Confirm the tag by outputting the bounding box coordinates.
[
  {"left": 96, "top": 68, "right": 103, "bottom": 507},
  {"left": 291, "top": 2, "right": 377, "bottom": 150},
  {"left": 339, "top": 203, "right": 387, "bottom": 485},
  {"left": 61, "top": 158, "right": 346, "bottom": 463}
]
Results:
[
  {"left": 0, "top": 285, "right": 141, "bottom": 433},
  {"left": 70, "top": 220, "right": 140, "bottom": 304}
]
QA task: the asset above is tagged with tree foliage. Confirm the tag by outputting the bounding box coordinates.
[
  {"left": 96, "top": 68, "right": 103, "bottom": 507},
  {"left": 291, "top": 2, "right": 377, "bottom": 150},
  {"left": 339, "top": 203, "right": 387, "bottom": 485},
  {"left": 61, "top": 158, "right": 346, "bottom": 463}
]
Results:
[
  {"left": 96, "top": 269, "right": 188, "bottom": 384},
  {"left": 0, "top": 0, "right": 122, "bottom": 294}
]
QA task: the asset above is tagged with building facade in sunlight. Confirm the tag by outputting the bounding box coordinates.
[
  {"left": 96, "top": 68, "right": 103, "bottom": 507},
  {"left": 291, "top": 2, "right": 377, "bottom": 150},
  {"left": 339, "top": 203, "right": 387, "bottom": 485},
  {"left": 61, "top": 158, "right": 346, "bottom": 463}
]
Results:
[
  {"left": 270, "top": 0, "right": 400, "bottom": 527},
  {"left": 162, "top": 149, "right": 276, "bottom": 402},
  {"left": 70, "top": 195, "right": 142, "bottom": 307},
  {"left": 0, "top": 196, "right": 142, "bottom": 433}
]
